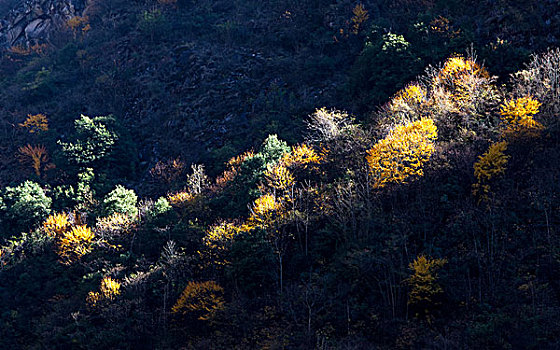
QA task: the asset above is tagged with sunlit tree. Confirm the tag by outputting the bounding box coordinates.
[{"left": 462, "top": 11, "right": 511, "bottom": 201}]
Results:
[
  {"left": 248, "top": 193, "right": 285, "bottom": 228},
  {"left": 96, "top": 212, "right": 135, "bottom": 237},
  {"left": 58, "top": 115, "right": 118, "bottom": 165},
  {"left": 87, "top": 276, "right": 122, "bottom": 306},
  {"left": 385, "top": 83, "right": 429, "bottom": 122},
  {"left": 306, "top": 108, "right": 350, "bottom": 142},
  {"left": 472, "top": 141, "right": 509, "bottom": 202},
  {"left": 280, "top": 143, "right": 323, "bottom": 168},
  {"left": 499, "top": 96, "right": 543, "bottom": 138},
  {"left": 2, "top": 181, "right": 51, "bottom": 230},
  {"left": 167, "top": 190, "right": 195, "bottom": 207},
  {"left": 43, "top": 213, "right": 71, "bottom": 238},
  {"left": 57, "top": 225, "right": 95, "bottom": 264},
  {"left": 392, "top": 84, "right": 427, "bottom": 107},
  {"left": 200, "top": 220, "right": 252, "bottom": 267},
  {"left": 366, "top": 118, "right": 438, "bottom": 189},
  {"left": 210, "top": 150, "right": 254, "bottom": 193},
  {"left": 430, "top": 55, "right": 498, "bottom": 137},
  {"left": 264, "top": 163, "right": 295, "bottom": 192},
  {"left": 102, "top": 185, "right": 138, "bottom": 217},
  {"left": 436, "top": 56, "right": 490, "bottom": 98}
]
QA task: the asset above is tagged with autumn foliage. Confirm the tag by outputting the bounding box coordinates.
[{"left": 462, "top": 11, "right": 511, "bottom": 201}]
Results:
[
  {"left": 43, "top": 213, "right": 71, "bottom": 238},
  {"left": 172, "top": 281, "right": 225, "bottom": 321},
  {"left": 57, "top": 225, "right": 95, "bottom": 265},
  {"left": 281, "top": 144, "right": 322, "bottom": 168},
  {"left": 87, "top": 276, "right": 122, "bottom": 306},
  {"left": 472, "top": 141, "right": 509, "bottom": 201},
  {"left": 248, "top": 193, "right": 286, "bottom": 228},
  {"left": 264, "top": 163, "right": 294, "bottom": 191},
  {"left": 351, "top": 4, "right": 369, "bottom": 34},
  {"left": 96, "top": 212, "right": 135, "bottom": 236},
  {"left": 407, "top": 255, "right": 447, "bottom": 320},
  {"left": 366, "top": 118, "right": 438, "bottom": 189},
  {"left": 499, "top": 96, "right": 543, "bottom": 138},
  {"left": 18, "top": 144, "right": 49, "bottom": 177},
  {"left": 201, "top": 221, "right": 243, "bottom": 265},
  {"left": 1, "top": 5, "right": 560, "bottom": 346},
  {"left": 19, "top": 114, "right": 49, "bottom": 133},
  {"left": 167, "top": 190, "right": 195, "bottom": 207},
  {"left": 436, "top": 56, "right": 490, "bottom": 93}
]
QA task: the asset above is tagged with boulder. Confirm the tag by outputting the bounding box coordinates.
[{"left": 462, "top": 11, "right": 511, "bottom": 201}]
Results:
[{"left": 0, "top": 0, "right": 86, "bottom": 48}]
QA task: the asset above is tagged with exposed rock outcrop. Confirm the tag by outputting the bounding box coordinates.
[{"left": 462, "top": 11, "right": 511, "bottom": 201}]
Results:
[{"left": 0, "top": 0, "right": 86, "bottom": 48}]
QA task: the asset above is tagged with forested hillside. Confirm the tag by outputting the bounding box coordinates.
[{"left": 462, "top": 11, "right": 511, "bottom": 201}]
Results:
[{"left": 1, "top": 0, "right": 560, "bottom": 348}]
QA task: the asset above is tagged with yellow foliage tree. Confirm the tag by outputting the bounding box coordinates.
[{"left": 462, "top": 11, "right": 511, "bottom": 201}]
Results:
[
  {"left": 281, "top": 144, "right": 322, "bottom": 168},
  {"left": 201, "top": 221, "right": 243, "bottom": 266},
  {"left": 437, "top": 56, "right": 489, "bottom": 85},
  {"left": 393, "top": 84, "right": 427, "bottom": 107},
  {"left": 19, "top": 114, "right": 48, "bottom": 133},
  {"left": 87, "top": 276, "right": 122, "bottom": 306},
  {"left": 248, "top": 193, "right": 285, "bottom": 229},
  {"left": 434, "top": 55, "right": 491, "bottom": 106},
  {"left": 351, "top": 3, "right": 369, "bottom": 34},
  {"left": 43, "top": 213, "right": 71, "bottom": 238},
  {"left": 366, "top": 118, "right": 438, "bottom": 189},
  {"left": 18, "top": 144, "right": 49, "bottom": 177},
  {"left": 57, "top": 225, "right": 95, "bottom": 264},
  {"left": 499, "top": 96, "right": 543, "bottom": 138},
  {"left": 264, "top": 163, "right": 295, "bottom": 192},
  {"left": 228, "top": 150, "right": 255, "bottom": 167},
  {"left": 388, "top": 84, "right": 428, "bottom": 120},
  {"left": 167, "top": 191, "right": 195, "bottom": 207},
  {"left": 172, "top": 281, "right": 225, "bottom": 321},
  {"left": 472, "top": 141, "right": 509, "bottom": 202},
  {"left": 407, "top": 255, "right": 447, "bottom": 320}
]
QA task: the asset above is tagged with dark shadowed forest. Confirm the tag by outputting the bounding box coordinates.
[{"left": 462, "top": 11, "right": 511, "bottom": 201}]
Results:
[{"left": 1, "top": 0, "right": 560, "bottom": 348}]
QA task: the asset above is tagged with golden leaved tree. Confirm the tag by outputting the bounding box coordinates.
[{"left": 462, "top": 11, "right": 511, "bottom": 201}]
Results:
[
  {"left": 366, "top": 118, "right": 438, "bottom": 189},
  {"left": 472, "top": 141, "right": 509, "bottom": 202},
  {"left": 57, "top": 225, "right": 95, "bottom": 265},
  {"left": 43, "top": 214, "right": 96, "bottom": 264},
  {"left": 435, "top": 56, "right": 491, "bottom": 103},
  {"left": 19, "top": 114, "right": 48, "bottom": 133},
  {"left": 281, "top": 143, "right": 323, "bottom": 168},
  {"left": 499, "top": 96, "right": 543, "bottom": 138},
  {"left": 248, "top": 193, "right": 286, "bottom": 229},
  {"left": 172, "top": 281, "right": 225, "bottom": 321},
  {"left": 351, "top": 3, "right": 369, "bottom": 34},
  {"left": 407, "top": 255, "right": 447, "bottom": 321},
  {"left": 201, "top": 221, "right": 246, "bottom": 266},
  {"left": 87, "top": 276, "right": 122, "bottom": 306},
  {"left": 43, "top": 213, "right": 71, "bottom": 238},
  {"left": 264, "top": 163, "right": 295, "bottom": 192}
]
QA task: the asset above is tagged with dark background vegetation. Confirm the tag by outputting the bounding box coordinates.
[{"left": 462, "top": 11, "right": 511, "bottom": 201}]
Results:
[{"left": 0, "top": 0, "right": 559, "bottom": 348}]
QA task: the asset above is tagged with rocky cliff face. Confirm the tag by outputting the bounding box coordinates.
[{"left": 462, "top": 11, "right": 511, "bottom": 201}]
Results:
[{"left": 0, "top": 0, "right": 86, "bottom": 47}]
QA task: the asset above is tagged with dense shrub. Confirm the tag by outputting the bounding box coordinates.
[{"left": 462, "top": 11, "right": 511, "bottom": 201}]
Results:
[
  {"left": 102, "top": 185, "right": 138, "bottom": 217},
  {"left": 1, "top": 181, "right": 52, "bottom": 232}
]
